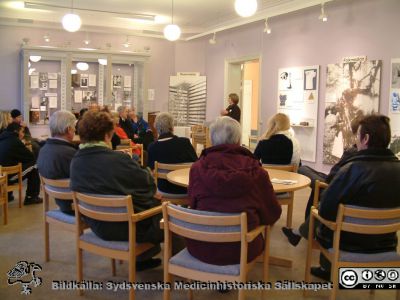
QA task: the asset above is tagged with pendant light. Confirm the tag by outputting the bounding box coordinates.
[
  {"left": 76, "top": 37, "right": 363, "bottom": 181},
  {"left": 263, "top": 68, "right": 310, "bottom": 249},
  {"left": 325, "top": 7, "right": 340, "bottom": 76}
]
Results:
[
  {"left": 235, "top": 0, "right": 258, "bottom": 17},
  {"left": 62, "top": 0, "right": 81, "bottom": 32},
  {"left": 163, "top": 0, "right": 181, "bottom": 41}
]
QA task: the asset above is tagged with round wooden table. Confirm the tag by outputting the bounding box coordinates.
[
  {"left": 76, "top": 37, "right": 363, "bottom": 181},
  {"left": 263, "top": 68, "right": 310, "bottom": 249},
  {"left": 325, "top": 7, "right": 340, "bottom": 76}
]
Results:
[{"left": 167, "top": 167, "right": 311, "bottom": 192}]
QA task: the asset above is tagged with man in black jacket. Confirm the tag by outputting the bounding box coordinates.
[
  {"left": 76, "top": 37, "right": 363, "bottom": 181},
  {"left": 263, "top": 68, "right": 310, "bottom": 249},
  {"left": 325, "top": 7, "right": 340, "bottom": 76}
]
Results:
[
  {"left": 311, "top": 115, "right": 400, "bottom": 280},
  {"left": 37, "top": 110, "right": 77, "bottom": 214},
  {"left": 0, "top": 123, "right": 41, "bottom": 205},
  {"left": 117, "top": 105, "right": 136, "bottom": 140}
]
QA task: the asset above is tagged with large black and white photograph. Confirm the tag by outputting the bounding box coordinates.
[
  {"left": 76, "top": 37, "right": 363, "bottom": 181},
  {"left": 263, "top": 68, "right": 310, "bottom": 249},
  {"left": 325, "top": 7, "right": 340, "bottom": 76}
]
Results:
[
  {"left": 39, "top": 72, "right": 48, "bottom": 90},
  {"left": 80, "top": 75, "right": 88, "bottom": 88},
  {"left": 392, "top": 62, "right": 400, "bottom": 88},
  {"left": 169, "top": 74, "right": 207, "bottom": 126},
  {"left": 113, "top": 75, "right": 123, "bottom": 88},
  {"left": 82, "top": 90, "right": 97, "bottom": 102},
  {"left": 323, "top": 60, "right": 382, "bottom": 164}
]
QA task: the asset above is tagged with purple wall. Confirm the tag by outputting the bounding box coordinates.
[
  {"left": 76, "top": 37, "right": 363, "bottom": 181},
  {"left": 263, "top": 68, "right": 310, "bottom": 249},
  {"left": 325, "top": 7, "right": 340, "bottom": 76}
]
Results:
[{"left": 175, "top": 0, "right": 400, "bottom": 172}]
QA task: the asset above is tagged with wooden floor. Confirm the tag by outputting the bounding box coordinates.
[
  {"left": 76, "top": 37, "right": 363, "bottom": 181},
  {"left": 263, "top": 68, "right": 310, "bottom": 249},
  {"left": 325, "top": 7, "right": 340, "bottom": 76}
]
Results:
[{"left": 0, "top": 186, "right": 397, "bottom": 300}]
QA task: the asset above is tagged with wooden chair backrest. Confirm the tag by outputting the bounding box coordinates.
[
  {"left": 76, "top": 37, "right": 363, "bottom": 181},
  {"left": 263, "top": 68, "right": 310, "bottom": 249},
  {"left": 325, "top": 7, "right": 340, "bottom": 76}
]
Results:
[
  {"left": 120, "top": 139, "right": 131, "bottom": 145},
  {"left": 73, "top": 192, "right": 132, "bottom": 223},
  {"left": 162, "top": 202, "right": 244, "bottom": 243},
  {"left": 262, "top": 164, "right": 298, "bottom": 172},
  {"left": 154, "top": 161, "right": 193, "bottom": 185},
  {"left": 2, "top": 163, "right": 22, "bottom": 176},
  {"left": 40, "top": 177, "right": 72, "bottom": 201},
  {"left": 337, "top": 204, "right": 400, "bottom": 235},
  {"left": 191, "top": 125, "right": 211, "bottom": 148},
  {"left": 115, "top": 147, "right": 133, "bottom": 157}
]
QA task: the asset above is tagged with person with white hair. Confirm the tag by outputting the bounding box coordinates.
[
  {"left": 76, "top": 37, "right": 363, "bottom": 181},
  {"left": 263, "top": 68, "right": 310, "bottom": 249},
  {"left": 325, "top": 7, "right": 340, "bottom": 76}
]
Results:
[
  {"left": 187, "top": 116, "right": 282, "bottom": 265},
  {"left": 37, "top": 110, "right": 77, "bottom": 214},
  {"left": 117, "top": 105, "right": 135, "bottom": 140},
  {"left": 147, "top": 112, "right": 197, "bottom": 195}
]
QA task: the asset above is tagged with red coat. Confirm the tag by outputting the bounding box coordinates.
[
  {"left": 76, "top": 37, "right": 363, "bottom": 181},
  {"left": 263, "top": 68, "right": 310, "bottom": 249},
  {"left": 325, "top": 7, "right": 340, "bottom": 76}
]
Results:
[{"left": 187, "top": 144, "right": 281, "bottom": 265}]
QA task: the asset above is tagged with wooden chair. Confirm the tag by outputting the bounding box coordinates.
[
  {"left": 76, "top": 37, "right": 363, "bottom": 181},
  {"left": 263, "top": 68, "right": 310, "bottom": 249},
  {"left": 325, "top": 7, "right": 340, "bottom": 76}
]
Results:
[
  {"left": 154, "top": 162, "right": 193, "bottom": 206},
  {"left": 73, "top": 192, "right": 162, "bottom": 300},
  {"left": 263, "top": 164, "right": 298, "bottom": 228},
  {"left": 115, "top": 147, "right": 133, "bottom": 158},
  {"left": 2, "top": 163, "right": 23, "bottom": 208},
  {"left": 41, "top": 176, "right": 82, "bottom": 261},
  {"left": 162, "top": 202, "right": 270, "bottom": 300},
  {"left": 191, "top": 125, "right": 211, "bottom": 154},
  {"left": 120, "top": 138, "right": 131, "bottom": 146},
  {"left": 312, "top": 180, "right": 328, "bottom": 208},
  {"left": 116, "top": 143, "right": 144, "bottom": 166},
  {"left": 0, "top": 174, "right": 8, "bottom": 225},
  {"left": 305, "top": 204, "right": 400, "bottom": 300}
]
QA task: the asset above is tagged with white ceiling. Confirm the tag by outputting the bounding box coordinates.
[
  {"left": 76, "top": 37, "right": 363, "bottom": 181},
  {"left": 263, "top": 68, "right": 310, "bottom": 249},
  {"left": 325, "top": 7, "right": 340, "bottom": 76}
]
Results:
[{"left": 0, "top": 0, "right": 335, "bottom": 40}]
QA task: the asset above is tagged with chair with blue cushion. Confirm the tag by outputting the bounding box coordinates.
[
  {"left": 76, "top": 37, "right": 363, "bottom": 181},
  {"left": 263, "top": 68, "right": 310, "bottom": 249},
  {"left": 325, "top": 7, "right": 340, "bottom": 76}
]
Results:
[
  {"left": 263, "top": 164, "right": 298, "bottom": 228},
  {"left": 162, "top": 202, "right": 271, "bottom": 300},
  {"left": 41, "top": 176, "right": 80, "bottom": 261},
  {"left": 305, "top": 203, "right": 400, "bottom": 300},
  {"left": 154, "top": 161, "right": 193, "bottom": 206},
  {"left": 73, "top": 192, "right": 162, "bottom": 300}
]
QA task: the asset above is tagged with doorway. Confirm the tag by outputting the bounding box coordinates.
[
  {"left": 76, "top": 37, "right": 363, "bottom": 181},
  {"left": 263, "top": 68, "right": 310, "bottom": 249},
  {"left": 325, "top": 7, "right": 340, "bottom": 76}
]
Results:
[{"left": 224, "top": 56, "right": 261, "bottom": 149}]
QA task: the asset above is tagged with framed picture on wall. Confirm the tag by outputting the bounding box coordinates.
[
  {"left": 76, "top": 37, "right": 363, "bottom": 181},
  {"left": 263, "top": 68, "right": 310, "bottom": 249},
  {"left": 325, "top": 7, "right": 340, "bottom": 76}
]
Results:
[
  {"left": 304, "top": 68, "right": 317, "bottom": 90},
  {"left": 113, "top": 75, "right": 123, "bottom": 88},
  {"left": 391, "top": 89, "right": 400, "bottom": 113},
  {"left": 81, "top": 75, "right": 88, "bottom": 88}
]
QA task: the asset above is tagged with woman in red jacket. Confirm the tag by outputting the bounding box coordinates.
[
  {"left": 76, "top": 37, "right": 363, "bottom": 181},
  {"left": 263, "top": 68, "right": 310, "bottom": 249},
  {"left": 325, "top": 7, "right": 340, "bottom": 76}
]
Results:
[{"left": 187, "top": 116, "right": 282, "bottom": 265}]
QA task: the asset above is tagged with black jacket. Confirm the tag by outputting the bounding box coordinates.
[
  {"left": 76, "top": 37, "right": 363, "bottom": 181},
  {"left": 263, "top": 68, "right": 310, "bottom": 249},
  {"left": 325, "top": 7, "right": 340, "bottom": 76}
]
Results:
[
  {"left": 0, "top": 131, "right": 35, "bottom": 170},
  {"left": 70, "top": 146, "right": 162, "bottom": 243},
  {"left": 318, "top": 148, "right": 400, "bottom": 253},
  {"left": 119, "top": 117, "right": 136, "bottom": 140},
  {"left": 226, "top": 104, "right": 241, "bottom": 123},
  {"left": 37, "top": 138, "right": 77, "bottom": 213},
  {"left": 148, "top": 134, "right": 197, "bottom": 194},
  {"left": 254, "top": 134, "right": 293, "bottom": 165}
]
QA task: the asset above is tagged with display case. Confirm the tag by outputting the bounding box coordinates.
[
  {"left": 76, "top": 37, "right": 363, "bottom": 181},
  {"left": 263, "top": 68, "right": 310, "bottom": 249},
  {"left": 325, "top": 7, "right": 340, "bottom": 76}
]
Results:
[{"left": 21, "top": 46, "right": 150, "bottom": 137}]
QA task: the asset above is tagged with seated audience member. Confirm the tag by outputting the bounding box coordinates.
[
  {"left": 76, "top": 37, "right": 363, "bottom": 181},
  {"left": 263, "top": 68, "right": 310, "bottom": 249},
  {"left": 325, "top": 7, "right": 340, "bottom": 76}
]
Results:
[
  {"left": 254, "top": 113, "right": 300, "bottom": 166},
  {"left": 283, "top": 116, "right": 362, "bottom": 245},
  {"left": 147, "top": 112, "right": 197, "bottom": 195},
  {"left": 0, "top": 123, "right": 42, "bottom": 205},
  {"left": 0, "top": 111, "right": 12, "bottom": 134},
  {"left": 187, "top": 116, "right": 282, "bottom": 265},
  {"left": 37, "top": 110, "right": 77, "bottom": 215},
  {"left": 70, "top": 111, "right": 164, "bottom": 270},
  {"left": 75, "top": 108, "right": 88, "bottom": 135},
  {"left": 128, "top": 108, "right": 154, "bottom": 151},
  {"left": 118, "top": 105, "right": 136, "bottom": 140},
  {"left": 11, "top": 109, "right": 42, "bottom": 157},
  {"left": 309, "top": 115, "right": 400, "bottom": 280},
  {"left": 111, "top": 112, "right": 141, "bottom": 157},
  {"left": 220, "top": 93, "right": 241, "bottom": 123}
]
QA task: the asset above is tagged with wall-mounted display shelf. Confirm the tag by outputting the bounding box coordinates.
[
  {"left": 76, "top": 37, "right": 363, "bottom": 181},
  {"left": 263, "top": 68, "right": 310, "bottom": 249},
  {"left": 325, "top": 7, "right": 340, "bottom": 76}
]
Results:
[{"left": 21, "top": 46, "right": 151, "bottom": 133}]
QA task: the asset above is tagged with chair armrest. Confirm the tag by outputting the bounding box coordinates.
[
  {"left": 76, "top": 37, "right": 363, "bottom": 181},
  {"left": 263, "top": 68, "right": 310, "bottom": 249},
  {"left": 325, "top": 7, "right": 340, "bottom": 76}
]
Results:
[
  {"left": 311, "top": 208, "right": 336, "bottom": 231},
  {"left": 319, "top": 182, "right": 328, "bottom": 189},
  {"left": 246, "top": 225, "right": 266, "bottom": 242},
  {"left": 131, "top": 205, "right": 162, "bottom": 222},
  {"left": 160, "top": 218, "right": 164, "bottom": 229}
]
